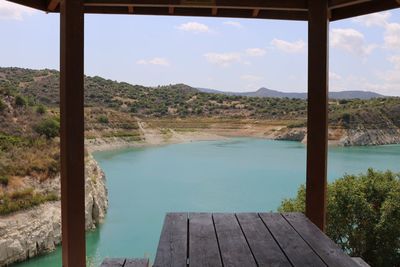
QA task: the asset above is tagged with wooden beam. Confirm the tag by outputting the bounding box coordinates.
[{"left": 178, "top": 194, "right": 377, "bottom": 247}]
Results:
[
  {"left": 6, "top": 0, "right": 48, "bottom": 11},
  {"left": 128, "top": 5, "right": 134, "bottom": 13},
  {"left": 47, "top": 0, "right": 60, "bottom": 11},
  {"left": 168, "top": 5, "right": 174, "bottom": 14},
  {"left": 84, "top": 6, "right": 308, "bottom": 20},
  {"left": 60, "top": 0, "right": 86, "bottom": 266},
  {"left": 306, "top": 0, "right": 329, "bottom": 231},
  {"left": 331, "top": 0, "right": 400, "bottom": 21},
  {"left": 252, "top": 8, "right": 260, "bottom": 17},
  {"left": 328, "top": 0, "right": 370, "bottom": 9},
  {"left": 84, "top": 0, "right": 308, "bottom": 11},
  {"left": 212, "top": 7, "right": 218, "bottom": 15}
]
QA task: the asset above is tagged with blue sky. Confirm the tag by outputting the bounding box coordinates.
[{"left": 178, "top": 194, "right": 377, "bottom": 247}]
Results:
[{"left": 1, "top": 1, "right": 400, "bottom": 95}]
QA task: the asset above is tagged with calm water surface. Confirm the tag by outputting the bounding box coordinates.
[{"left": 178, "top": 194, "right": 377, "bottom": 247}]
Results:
[{"left": 13, "top": 138, "right": 400, "bottom": 266}]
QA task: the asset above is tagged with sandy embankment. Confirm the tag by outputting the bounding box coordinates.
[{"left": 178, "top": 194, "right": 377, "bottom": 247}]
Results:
[{"left": 86, "top": 119, "right": 286, "bottom": 152}]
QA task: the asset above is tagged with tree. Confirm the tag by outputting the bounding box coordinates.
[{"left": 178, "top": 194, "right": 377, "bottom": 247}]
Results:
[
  {"left": 34, "top": 118, "right": 60, "bottom": 139},
  {"left": 279, "top": 169, "right": 400, "bottom": 267}
]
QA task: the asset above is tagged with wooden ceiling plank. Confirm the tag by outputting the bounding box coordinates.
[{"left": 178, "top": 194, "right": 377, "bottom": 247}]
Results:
[
  {"left": 331, "top": 0, "right": 400, "bottom": 21},
  {"left": 252, "top": 8, "right": 260, "bottom": 17},
  {"left": 47, "top": 0, "right": 60, "bottom": 11},
  {"left": 328, "top": 0, "right": 370, "bottom": 9},
  {"left": 83, "top": 0, "right": 308, "bottom": 11},
  {"left": 7, "top": 0, "right": 48, "bottom": 11},
  {"left": 83, "top": 5, "right": 308, "bottom": 20}
]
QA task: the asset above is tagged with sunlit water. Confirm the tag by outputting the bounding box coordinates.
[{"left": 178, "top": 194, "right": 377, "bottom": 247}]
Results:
[{"left": 12, "top": 138, "right": 400, "bottom": 267}]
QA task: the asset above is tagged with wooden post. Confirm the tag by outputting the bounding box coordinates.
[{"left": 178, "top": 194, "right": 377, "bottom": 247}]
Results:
[
  {"left": 306, "top": 0, "right": 329, "bottom": 231},
  {"left": 60, "top": 0, "right": 86, "bottom": 266}
]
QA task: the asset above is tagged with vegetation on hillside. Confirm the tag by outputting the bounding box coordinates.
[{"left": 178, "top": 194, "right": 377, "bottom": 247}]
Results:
[
  {"left": 2, "top": 67, "right": 400, "bottom": 129},
  {"left": 1, "top": 66, "right": 400, "bottom": 216},
  {"left": 279, "top": 169, "right": 400, "bottom": 267}
]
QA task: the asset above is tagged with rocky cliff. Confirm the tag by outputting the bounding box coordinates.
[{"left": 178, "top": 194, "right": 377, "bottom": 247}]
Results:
[
  {"left": 272, "top": 126, "right": 400, "bottom": 146},
  {"left": 0, "top": 155, "right": 108, "bottom": 266}
]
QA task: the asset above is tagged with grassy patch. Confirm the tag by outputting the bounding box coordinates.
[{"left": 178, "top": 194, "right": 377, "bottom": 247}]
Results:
[{"left": 0, "top": 188, "right": 58, "bottom": 215}]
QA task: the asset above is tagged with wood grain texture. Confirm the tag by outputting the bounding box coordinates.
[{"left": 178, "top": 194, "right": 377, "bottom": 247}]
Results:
[
  {"left": 100, "top": 258, "right": 126, "bottom": 267},
  {"left": 153, "top": 213, "right": 188, "bottom": 267},
  {"left": 189, "top": 213, "right": 222, "bottom": 267},
  {"left": 213, "top": 213, "right": 257, "bottom": 267},
  {"left": 236, "top": 213, "right": 291, "bottom": 267},
  {"left": 260, "top": 213, "right": 326, "bottom": 267},
  {"left": 124, "top": 258, "right": 150, "bottom": 267},
  {"left": 283, "top": 213, "right": 357, "bottom": 267}
]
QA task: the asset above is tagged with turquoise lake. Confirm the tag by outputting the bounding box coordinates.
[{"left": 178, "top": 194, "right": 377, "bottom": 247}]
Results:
[{"left": 12, "top": 138, "right": 400, "bottom": 267}]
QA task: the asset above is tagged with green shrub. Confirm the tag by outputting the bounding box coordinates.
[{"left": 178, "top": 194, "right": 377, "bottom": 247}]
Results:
[
  {"left": 0, "top": 99, "right": 6, "bottom": 112},
  {"left": 279, "top": 169, "right": 400, "bottom": 267},
  {"left": 15, "top": 95, "right": 27, "bottom": 107},
  {"left": 97, "top": 115, "right": 109, "bottom": 124},
  {"left": 0, "top": 176, "right": 9, "bottom": 186},
  {"left": 34, "top": 118, "right": 60, "bottom": 139},
  {"left": 36, "top": 105, "right": 46, "bottom": 115}
]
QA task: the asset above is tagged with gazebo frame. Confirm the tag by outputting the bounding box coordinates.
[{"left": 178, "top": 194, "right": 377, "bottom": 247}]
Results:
[{"left": 6, "top": 0, "right": 400, "bottom": 266}]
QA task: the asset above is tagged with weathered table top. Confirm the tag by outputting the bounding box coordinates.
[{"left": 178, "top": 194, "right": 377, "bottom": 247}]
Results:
[{"left": 153, "top": 212, "right": 363, "bottom": 267}]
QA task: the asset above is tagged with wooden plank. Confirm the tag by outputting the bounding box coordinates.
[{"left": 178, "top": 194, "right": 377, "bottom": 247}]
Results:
[
  {"left": 213, "top": 213, "right": 257, "bottom": 267},
  {"left": 83, "top": 6, "right": 308, "bottom": 20},
  {"left": 189, "top": 213, "right": 222, "bottom": 267},
  {"left": 252, "top": 8, "right": 260, "bottom": 17},
  {"left": 83, "top": 0, "right": 308, "bottom": 11},
  {"left": 124, "top": 258, "right": 150, "bottom": 267},
  {"left": 60, "top": 0, "right": 86, "bottom": 267},
  {"left": 100, "top": 258, "right": 126, "bottom": 267},
  {"left": 6, "top": 0, "right": 48, "bottom": 11},
  {"left": 331, "top": 0, "right": 400, "bottom": 21},
  {"left": 352, "top": 257, "right": 370, "bottom": 267},
  {"left": 283, "top": 213, "right": 357, "bottom": 267},
  {"left": 47, "top": 0, "right": 60, "bottom": 11},
  {"left": 328, "top": 0, "right": 370, "bottom": 9},
  {"left": 153, "top": 213, "right": 188, "bottom": 267},
  {"left": 306, "top": 0, "right": 329, "bottom": 231},
  {"left": 236, "top": 213, "right": 291, "bottom": 267},
  {"left": 260, "top": 213, "right": 326, "bottom": 267}
]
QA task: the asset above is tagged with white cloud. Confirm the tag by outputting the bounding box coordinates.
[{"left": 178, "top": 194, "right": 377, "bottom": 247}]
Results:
[
  {"left": 0, "top": 1, "right": 36, "bottom": 20},
  {"left": 245, "top": 48, "right": 266, "bottom": 57},
  {"left": 204, "top": 52, "right": 241, "bottom": 67},
  {"left": 270, "top": 39, "right": 306, "bottom": 53},
  {"left": 136, "top": 57, "right": 170, "bottom": 66},
  {"left": 177, "top": 22, "right": 210, "bottom": 33},
  {"left": 384, "top": 23, "right": 400, "bottom": 50},
  {"left": 329, "top": 71, "right": 342, "bottom": 81},
  {"left": 353, "top": 12, "right": 391, "bottom": 27},
  {"left": 351, "top": 11, "right": 399, "bottom": 51},
  {"left": 389, "top": 55, "right": 400, "bottom": 69},
  {"left": 331, "top": 28, "right": 376, "bottom": 56},
  {"left": 240, "top": 74, "right": 263, "bottom": 82},
  {"left": 223, "top": 21, "right": 243, "bottom": 29}
]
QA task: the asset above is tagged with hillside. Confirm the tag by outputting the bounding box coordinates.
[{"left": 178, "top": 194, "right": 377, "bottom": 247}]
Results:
[
  {"left": 198, "top": 87, "right": 384, "bottom": 99},
  {"left": 1, "top": 66, "right": 400, "bottom": 216},
  {"left": 1, "top": 67, "right": 399, "bottom": 129}
]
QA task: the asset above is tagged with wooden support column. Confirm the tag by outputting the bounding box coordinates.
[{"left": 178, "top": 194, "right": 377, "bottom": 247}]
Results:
[
  {"left": 306, "top": 0, "right": 329, "bottom": 231},
  {"left": 60, "top": 0, "right": 86, "bottom": 266}
]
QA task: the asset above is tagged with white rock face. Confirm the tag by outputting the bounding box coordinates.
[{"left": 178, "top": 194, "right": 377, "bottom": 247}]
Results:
[{"left": 0, "top": 156, "right": 108, "bottom": 266}]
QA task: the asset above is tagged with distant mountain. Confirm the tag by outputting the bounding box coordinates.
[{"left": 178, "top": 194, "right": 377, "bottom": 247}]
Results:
[{"left": 197, "top": 87, "right": 384, "bottom": 100}]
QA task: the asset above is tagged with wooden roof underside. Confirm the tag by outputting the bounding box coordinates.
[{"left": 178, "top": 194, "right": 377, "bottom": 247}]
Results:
[{"left": 7, "top": 0, "right": 400, "bottom": 21}]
